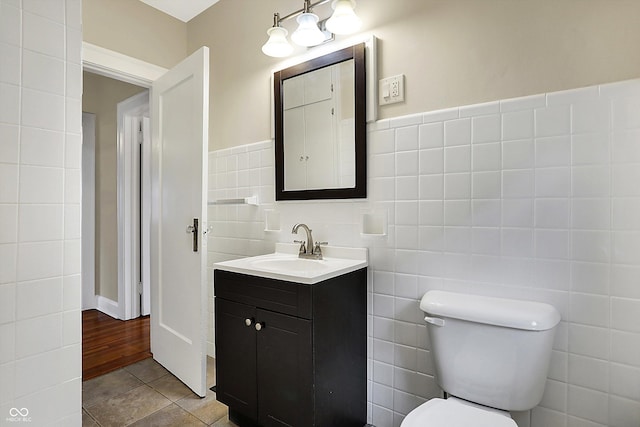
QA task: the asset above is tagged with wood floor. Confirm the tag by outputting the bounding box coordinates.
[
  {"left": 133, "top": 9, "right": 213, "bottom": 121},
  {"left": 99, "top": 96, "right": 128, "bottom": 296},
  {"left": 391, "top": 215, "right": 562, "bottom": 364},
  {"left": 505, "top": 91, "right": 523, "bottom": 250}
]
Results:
[{"left": 82, "top": 309, "right": 152, "bottom": 380}]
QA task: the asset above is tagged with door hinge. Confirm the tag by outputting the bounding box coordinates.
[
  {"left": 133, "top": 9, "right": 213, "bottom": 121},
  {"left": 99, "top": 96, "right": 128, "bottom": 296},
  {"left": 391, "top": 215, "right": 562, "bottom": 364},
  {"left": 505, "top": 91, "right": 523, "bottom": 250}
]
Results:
[
  {"left": 137, "top": 281, "right": 143, "bottom": 295},
  {"left": 138, "top": 122, "right": 143, "bottom": 144}
]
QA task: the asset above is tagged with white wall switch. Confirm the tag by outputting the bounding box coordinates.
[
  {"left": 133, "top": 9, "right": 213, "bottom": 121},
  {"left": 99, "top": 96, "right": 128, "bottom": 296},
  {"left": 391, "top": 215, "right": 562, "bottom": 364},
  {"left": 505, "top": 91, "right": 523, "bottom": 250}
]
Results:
[{"left": 379, "top": 74, "right": 404, "bottom": 105}]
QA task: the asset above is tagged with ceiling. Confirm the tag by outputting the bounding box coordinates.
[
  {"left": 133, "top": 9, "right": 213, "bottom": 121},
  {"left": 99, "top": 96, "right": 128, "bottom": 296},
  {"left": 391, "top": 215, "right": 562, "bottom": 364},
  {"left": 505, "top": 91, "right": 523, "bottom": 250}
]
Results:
[{"left": 139, "top": 0, "right": 220, "bottom": 22}]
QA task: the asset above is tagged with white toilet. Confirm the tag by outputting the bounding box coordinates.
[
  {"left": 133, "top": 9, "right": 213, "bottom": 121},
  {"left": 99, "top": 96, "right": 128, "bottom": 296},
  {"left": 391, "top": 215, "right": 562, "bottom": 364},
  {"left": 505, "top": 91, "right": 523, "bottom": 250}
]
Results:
[{"left": 401, "top": 290, "right": 561, "bottom": 427}]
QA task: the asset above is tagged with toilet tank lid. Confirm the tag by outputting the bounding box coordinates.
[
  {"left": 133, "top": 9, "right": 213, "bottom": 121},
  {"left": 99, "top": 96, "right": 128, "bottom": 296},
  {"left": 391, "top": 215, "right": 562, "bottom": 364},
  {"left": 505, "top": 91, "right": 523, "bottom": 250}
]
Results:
[{"left": 420, "top": 291, "right": 561, "bottom": 331}]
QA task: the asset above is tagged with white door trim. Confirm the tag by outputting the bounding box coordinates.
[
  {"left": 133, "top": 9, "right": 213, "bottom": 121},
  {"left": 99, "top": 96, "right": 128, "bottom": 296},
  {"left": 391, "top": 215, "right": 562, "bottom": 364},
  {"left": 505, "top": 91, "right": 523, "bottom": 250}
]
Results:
[
  {"left": 117, "top": 91, "right": 149, "bottom": 320},
  {"left": 81, "top": 112, "right": 97, "bottom": 311},
  {"left": 82, "top": 42, "right": 167, "bottom": 88}
]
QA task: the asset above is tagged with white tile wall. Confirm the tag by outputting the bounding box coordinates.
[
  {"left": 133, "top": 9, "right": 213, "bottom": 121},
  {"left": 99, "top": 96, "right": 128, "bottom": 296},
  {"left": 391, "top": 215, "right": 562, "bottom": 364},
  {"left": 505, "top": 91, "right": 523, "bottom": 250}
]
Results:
[
  {"left": 208, "top": 78, "right": 640, "bottom": 427},
  {"left": 0, "top": 0, "right": 82, "bottom": 424}
]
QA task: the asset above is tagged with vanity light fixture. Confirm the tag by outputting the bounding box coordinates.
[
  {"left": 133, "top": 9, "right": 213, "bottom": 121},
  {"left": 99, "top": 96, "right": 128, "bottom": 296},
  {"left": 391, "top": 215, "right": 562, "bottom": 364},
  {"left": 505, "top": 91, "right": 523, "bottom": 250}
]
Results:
[{"left": 262, "top": 0, "right": 362, "bottom": 57}]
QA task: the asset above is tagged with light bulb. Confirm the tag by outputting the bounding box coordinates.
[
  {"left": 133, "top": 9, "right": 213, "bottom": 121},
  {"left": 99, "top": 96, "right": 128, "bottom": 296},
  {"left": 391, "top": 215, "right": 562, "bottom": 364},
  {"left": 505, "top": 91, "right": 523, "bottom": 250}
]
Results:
[
  {"left": 326, "top": 0, "right": 362, "bottom": 35},
  {"left": 291, "top": 12, "right": 325, "bottom": 47},
  {"left": 262, "top": 26, "right": 293, "bottom": 57}
]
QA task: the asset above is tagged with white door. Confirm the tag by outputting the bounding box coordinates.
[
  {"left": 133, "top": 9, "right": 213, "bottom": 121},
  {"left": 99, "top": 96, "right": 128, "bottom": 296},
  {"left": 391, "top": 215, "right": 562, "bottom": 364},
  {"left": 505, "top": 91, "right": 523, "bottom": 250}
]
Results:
[{"left": 150, "top": 47, "right": 209, "bottom": 397}]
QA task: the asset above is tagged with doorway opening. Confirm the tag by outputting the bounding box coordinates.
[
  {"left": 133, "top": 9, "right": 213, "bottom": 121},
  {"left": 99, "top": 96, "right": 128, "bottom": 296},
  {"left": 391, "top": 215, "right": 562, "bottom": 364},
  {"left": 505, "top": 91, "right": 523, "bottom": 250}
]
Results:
[{"left": 81, "top": 70, "right": 150, "bottom": 377}]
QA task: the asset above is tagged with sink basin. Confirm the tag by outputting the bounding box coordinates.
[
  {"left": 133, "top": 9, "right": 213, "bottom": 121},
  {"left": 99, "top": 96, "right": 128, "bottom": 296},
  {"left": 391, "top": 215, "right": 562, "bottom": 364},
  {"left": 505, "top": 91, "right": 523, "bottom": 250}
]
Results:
[
  {"left": 214, "top": 243, "right": 368, "bottom": 284},
  {"left": 249, "top": 258, "right": 331, "bottom": 273}
]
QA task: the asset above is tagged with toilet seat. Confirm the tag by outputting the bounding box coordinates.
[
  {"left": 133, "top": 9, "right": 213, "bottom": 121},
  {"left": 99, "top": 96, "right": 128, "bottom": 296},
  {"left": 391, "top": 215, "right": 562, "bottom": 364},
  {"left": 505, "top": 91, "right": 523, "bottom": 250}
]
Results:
[{"left": 401, "top": 397, "right": 517, "bottom": 427}]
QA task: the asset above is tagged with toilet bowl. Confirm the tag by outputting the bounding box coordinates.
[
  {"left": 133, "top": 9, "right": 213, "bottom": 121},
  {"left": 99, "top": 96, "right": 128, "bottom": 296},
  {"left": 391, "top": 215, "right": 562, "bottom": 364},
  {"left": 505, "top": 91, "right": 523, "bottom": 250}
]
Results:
[
  {"left": 401, "top": 397, "right": 516, "bottom": 427},
  {"left": 400, "top": 291, "right": 560, "bottom": 427}
]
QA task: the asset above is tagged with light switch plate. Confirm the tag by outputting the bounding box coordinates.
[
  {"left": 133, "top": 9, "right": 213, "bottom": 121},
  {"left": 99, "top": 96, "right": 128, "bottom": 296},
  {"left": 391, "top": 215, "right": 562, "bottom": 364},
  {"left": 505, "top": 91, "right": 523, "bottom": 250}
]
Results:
[{"left": 379, "top": 74, "right": 404, "bottom": 105}]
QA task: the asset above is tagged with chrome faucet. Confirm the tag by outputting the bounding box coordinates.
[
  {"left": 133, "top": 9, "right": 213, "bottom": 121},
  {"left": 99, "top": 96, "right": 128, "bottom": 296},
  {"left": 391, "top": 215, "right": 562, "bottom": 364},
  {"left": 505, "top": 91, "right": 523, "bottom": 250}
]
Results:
[{"left": 292, "top": 223, "right": 327, "bottom": 260}]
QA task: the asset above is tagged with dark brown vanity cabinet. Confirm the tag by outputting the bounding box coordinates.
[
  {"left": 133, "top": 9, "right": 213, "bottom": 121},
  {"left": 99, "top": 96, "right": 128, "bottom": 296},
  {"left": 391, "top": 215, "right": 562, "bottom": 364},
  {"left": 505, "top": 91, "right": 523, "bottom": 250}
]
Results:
[{"left": 214, "top": 268, "right": 367, "bottom": 427}]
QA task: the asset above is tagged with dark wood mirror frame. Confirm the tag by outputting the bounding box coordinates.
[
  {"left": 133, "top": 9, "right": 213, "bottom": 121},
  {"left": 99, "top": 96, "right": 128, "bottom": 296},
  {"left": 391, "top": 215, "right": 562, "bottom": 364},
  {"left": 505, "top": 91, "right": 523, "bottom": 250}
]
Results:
[{"left": 274, "top": 43, "right": 366, "bottom": 201}]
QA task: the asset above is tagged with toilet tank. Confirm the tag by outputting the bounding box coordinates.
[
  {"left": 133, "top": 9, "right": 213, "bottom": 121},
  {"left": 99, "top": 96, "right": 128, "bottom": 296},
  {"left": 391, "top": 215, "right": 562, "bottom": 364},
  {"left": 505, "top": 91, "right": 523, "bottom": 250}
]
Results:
[{"left": 420, "top": 291, "right": 561, "bottom": 412}]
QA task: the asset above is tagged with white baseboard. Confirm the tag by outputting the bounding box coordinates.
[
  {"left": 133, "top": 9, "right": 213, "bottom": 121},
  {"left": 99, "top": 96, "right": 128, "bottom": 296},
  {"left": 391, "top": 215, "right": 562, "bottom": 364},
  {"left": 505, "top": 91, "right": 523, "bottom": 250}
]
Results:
[{"left": 96, "top": 295, "right": 120, "bottom": 320}]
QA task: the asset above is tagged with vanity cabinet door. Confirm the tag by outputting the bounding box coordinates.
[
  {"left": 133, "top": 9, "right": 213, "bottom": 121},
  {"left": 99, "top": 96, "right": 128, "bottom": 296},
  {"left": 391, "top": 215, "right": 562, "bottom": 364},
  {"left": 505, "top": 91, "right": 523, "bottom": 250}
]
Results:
[
  {"left": 256, "top": 308, "right": 312, "bottom": 427},
  {"left": 215, "top": 298, "right": 257, "bottom": 420}
]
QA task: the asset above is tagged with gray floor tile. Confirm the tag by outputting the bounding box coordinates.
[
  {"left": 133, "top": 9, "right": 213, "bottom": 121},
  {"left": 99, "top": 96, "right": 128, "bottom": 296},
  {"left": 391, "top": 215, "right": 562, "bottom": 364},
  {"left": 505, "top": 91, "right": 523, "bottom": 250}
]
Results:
[
  {"left": 148, "top": 373, "right": 194, "bottom": 402},
  {"left": 128, "top": 403, "right": 207, "bottom": 427},
  {"left": 176, "top": 389, "right": 228, "bottom": 425},
  {"left": 125, "top": 358, "right": 170, "bottom": 383},
  {"left": 85, "top": 384, "right": 172, "bottom": 427},
  {"left": 82, "top": 369, "right": 143, "bottom": 408}
]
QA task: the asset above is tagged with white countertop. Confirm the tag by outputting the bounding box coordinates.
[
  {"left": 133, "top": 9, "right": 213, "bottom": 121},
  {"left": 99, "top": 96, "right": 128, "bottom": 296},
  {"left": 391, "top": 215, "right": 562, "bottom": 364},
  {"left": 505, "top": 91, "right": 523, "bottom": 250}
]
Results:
[{"left": 213, "top": 243, "right": 368, "bottom": 284}]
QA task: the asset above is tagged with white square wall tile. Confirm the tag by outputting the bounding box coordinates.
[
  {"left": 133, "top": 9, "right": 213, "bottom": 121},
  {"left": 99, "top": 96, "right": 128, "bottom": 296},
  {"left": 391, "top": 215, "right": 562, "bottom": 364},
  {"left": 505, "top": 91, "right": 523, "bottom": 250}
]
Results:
[
  {"left": 472, "top": 142, "right": 501, "bottom": 171},
  {"left": 395, "top": 126, "right": 419, "bottom": 151},
  {"left": 502, "top": 139, "right": 534, "bottom": 170},
  {"left": 609, "top": 363, "right": 640, "bottom": 401},
  {"left": 612, "top": 163, "right": 640, "bottom": 197},
  {"left": 535, "top": 135, "right": 571, "bottom": 167},
  {"left": 0, "top": 204, "right": 17, "bottom": 243},
  {"left": 612, "top": 130, "right": 640, "bottom": 164},
  {"left": 535, "top": 229, "right": 569, "bottom": 260},
  {"left": 64, "top": 169, "right": 81, "bottom": 204},
  {"left": 0, "top": 42, "right": 20, "bottom": 85},
  {"left": 419, "top": 148, "right": 443, "bottom": 174},
  {"left": 535, "top": 198, "right": 569, "bottom": 229},
  {"left": 19, "top": 166, "right": 64, "bottom": 203},
  {"left": 572, "top": 198, "right": 610, "bottom": 230},
  {"left": 16, "top": 277, "right": 62, "bottom": 320},
  {"left": 0, "top": 283, "right": 16, "bottom": 324},
  {"left": 569, "top": 324, "right": 609, "bottom": 360},
  {"left": 572, "top": 101, "right": 611, "bottom": 134},
  {"left": 22, "top": 88, "right": 65, "bottom": 132},
  {"left": 568, "top": 354, "right": 609, "bottom": 392},
  {"left": 535, "top": 105, "right": 571, "bottom": 137},
  {"left": 612, "top": 96, "right": 640, "bottom": 130},
  {"left": 502, "top": 198, "right": 533, "bottom": 227},
  {"left": 502, "top": 169, "right": 534, "bottom": 198},
  {"left": 20, "top": 127, "right": 65, "bottom": 167},
  {"left": 503, "top": 110, "right": 534, "bottom": 141},
  {"left": 0, "top": 123, "right": 19, "bottom": 164},
  {"left": 0, "top": 163, "right": 18, "bottom": 203},
  {"left": 22, "top": 50, "right": 65, "bottom": 95},
  {"left": 14, "top": 313, "right": 62, "bottom": 359},
  {"left": 472, "top": 199, "right": 501, "bottom": 227},
  {"left": 612, "top": 231, "right": 640, "bottom": 265},
  {"left": 567, "top": 385, "right": 609, "bottom": 425},
  {"left": 472, "top": 171, "right": 501, "bottom": 199},
  {"left": 419, "top": 122, "right": 443, "bottom": 149},
  {"left": 17, "top": 241, "right": 63, "bottom": 282},
  {"left": 444, "top": 118, "right": 471, "bottom": 146},
  {"left": 535, "top": 167, "right": 570, "bottom": 198},
  {"left": 611, "top": 330, "right": 640, "bottom": 367},
  {"left": 609, "top": 395, "right": 640, "bottom": 427},
  {"left": 572, "top": 133, "right": 609, "bottom": 165},
  {"left": 612, "top": 197, "right": 640, "bottom": 230},
  {"left": 570, "top": 293, "right": 609, "bottom": 327},
  {"left": 571, "top": 262, "right": 609, "bottom": 295},
  {"left": 0, "top": 244, "right": 17, "bottom": 284},
  {"left": 23, "top": 12, "right": 65, "bottom": 58},
  {"left": 572, "top": 166, "right": 610, "bottom": 198},
  {"left": 419, "top": 174, "right": 443, "bottom": 200},
  {"left": 444, "top": 145, "right": 470, "bottom": 173},
  {"left": 611, "top": 297, "right": 640, "bottom": 334},
  {"left": 472, "top": 114, "right": 501, "bottom": 144},
  {"left": 0, "top": 82, "right": 20, "bottom": 124},
  {"left": 396, "top": 151, "right": 418, "bottom": 176},
  {"left": 18, "top": 204, "right": 64, "bottom": 242},
  {"left": 444, "top": 173, "right": 470, "bottom": 200}
]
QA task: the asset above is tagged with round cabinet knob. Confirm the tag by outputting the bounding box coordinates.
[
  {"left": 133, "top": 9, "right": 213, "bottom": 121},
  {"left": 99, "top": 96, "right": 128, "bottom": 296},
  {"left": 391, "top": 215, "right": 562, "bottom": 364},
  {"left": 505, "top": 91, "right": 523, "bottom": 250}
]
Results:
[
  {"left": 244, "top": 318, "right": 252, "bottom": 327},
  {"left": 255, "top": 322, "right": 263, "bottom": 331}
]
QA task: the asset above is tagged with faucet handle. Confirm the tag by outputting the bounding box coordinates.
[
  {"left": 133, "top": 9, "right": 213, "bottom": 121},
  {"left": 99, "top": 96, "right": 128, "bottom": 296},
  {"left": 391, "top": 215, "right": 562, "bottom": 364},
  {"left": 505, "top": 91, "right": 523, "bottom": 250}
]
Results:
[
  {"left": 313, "top": 241, "right": 328, "bottom": 252},
  {"left": 294, "top": 240, "right": 306, "bottom": 253}
]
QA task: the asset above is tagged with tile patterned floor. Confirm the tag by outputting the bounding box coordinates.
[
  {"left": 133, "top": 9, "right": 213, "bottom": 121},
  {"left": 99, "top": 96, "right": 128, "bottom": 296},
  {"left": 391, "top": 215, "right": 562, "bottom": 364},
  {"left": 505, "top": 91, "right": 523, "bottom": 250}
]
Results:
[{"left": 82, "top": 357, "right": 239, "bottom": 427}]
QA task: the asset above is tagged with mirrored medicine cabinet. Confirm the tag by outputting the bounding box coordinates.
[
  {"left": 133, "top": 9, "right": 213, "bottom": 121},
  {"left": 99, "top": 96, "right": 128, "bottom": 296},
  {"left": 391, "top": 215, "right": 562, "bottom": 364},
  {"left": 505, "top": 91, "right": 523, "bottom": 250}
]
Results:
[{"left": 274, "top": 42, "right": 367, "bottom": 200}]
